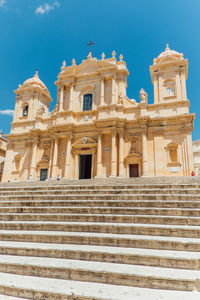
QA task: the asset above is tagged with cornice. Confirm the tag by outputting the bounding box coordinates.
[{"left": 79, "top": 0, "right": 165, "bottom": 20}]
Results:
[{"left": 147, "top": 100, "right": 190, "bottom": 109}]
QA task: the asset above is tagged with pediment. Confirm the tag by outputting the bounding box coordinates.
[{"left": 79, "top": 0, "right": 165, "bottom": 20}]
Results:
[
  {"left": 76, "top": 61, "right": 100, "bottom": 76},
  {"left": 75, "top": 59, "right": 115, "bottom": 76},
  {"left": 125, "top": 152, "right": 142, "bottom": 164},
  {"left": 74, "top": 137, "right": 97, "bottom": 145}
]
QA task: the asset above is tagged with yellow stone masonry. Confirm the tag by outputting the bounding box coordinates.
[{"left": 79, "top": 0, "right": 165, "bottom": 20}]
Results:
[{"left": 2, "top": 44, "right": 195, "bottom": 182}]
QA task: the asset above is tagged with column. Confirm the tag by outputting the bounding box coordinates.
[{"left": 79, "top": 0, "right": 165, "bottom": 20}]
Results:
[
  {"left": 48, "top": 140, "right": 54, "bottom": 178},
  {"left": 51, "top": 137, "right": 58, "bottom": 179},
  {"left": 30, "top": 140, "right": 38, "bottom": 179},
  {"left": 118, "top": 132, "right": 124, "bottom": 177},
  {"left": 158, "top": 77, "right": 163, "bottom": 102},
  {"left": 186, "top": 126, "right": 194, "bottom": 174},
  {"left": 59, "top": 84, "right": 64, "bottom": 111},
  {"left": 110, "top": 130, "right": 117, "bottom": 177},
  {"left": 175, "top": 72, "right": 181, "bottom": 100},
  {"left": 100, "top": 78, "right": 104, "bottom": 106},
  {"left": 2, "top": 144, "right": 13, "bottom": 182},
  {"left": 69, "top": 84, "right": 73, "bottom": 111},
  {"left": 96, "top": 132, "right": 103, "bottom": 178},
  {"left": 180, "top": 70, "right": 187, "bottom": 99},
  {"left": 153, "top": 75, "right": 158, "bottom": 104},
  {"left": 111, "top": 78, "right": 116, "bottom": 105},
  {"left": 142, "top": 128, "right": 148, "bottom": 177},
  {"left": 181, "top": 135, "right": 186, "bottom": 176},
  {"left": 74, "top": 150, "right": 79, "bottom": 179},
  {"left": 64, "top": 135, "right": 72, "bottom": 179}
]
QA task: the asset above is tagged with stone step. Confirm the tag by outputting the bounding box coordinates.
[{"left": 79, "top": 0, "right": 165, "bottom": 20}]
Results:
[
  {"left": 0, "top": 194, "right": 200, "bottom": 201},
  {"left": 0, "top": 296, "right": 26, "bottom": 300},
  {"left": 1, "top": 188, "right": 200, "bottom": 196},
  {"left": 0, "top": 230, "right": 199, "bottom": 251},
  {"left": 0, "top": 254, "right": 199, "bottom": 291},
  {"left": 1, "top": 213, "right": 200, "bottom": 226},
  {"left": 1, "top": 200, "right": 200, "bottom": 209},
  {"left": 0, "top": 241, "right": 199, "bottom": 270},
  {"left": 1, "top": 181, "right": 200, "bottom": 190},
  {"left": 0, "top": 206, "right": 200, "bottom": 216},
  {"left": 0, "top": 272, "right": 200, "bottom": 300},
  {"left": 1, "top": 221, "right": 200, "bottom": 238}
]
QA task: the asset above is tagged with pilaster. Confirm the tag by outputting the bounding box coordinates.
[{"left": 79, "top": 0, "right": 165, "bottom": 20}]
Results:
[
  {"left": 95, "top": 132, "right": 103, "bottom": 178},
  {"left": 118, "top": 131, "right": 124, "bottom": 177},
  {"left": 141, "top": 127, "right": 148, "bottom": 177},
  {"left": 100, "top": 78, "right": 104, "bottom": 106},
  {"left": 59, "top": 84, "right": 64, "bottom": 112},
  {"left": 30, "top": 138, "right": 38, "bottom": 180},
  {"left": 51, "top": 136, "right": 59, "bottom": 179},
  {"left": 69, "top": 84, "right": 74, "bottom": 111},
  {"left": 109, "top": 129, "right": 117, "bottom": 177},
  {"left": 111, "top": 77, "right": 116, "bottom": 105},
  {"left": 64, "top": 135, "right": 73, "bottom": 179}
]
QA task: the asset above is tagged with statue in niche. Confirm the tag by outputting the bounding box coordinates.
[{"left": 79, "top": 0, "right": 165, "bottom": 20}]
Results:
[
  {"left": 118, "top": 92, "right": 123, "bottom": 104},
  {"left": 139, "top": 88, "right": 148, "bottom": 104}
]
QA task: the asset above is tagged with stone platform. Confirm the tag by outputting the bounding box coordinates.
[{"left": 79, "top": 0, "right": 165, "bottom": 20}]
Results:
[{"left": 0, "top": 177, "right": 200, "bottom": 299}]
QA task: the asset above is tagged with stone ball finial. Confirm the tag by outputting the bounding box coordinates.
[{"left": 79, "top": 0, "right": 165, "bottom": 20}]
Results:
[
  {"left": 101, "top": 52, "right": 105, "bottom": 60},
  {"left": 112, "top": 50, "right": 116, "bottom": 58},
  {"left": 119, "top": 54, "right": 123, "bottom": 61},
  {"left": 72, "top": 58, "right": 76, "bottom": 65}
]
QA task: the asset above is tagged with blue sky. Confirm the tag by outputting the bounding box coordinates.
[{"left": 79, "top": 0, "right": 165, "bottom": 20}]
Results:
[{"left": 0, "top": 0, "right": 200, "bottom": 140}]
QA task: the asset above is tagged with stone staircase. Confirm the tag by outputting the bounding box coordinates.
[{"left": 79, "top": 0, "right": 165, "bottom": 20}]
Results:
[{"left": 0, "top": 177, "right": 200, "bottom": 299}]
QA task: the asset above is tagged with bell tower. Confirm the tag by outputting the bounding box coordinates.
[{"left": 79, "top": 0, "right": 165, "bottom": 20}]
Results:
[
  {"left": 13, "top": 71, "right": 52, "bottom": 125},
  {"left": 150, "top": 44, "right": 188, "bottom": 104}
]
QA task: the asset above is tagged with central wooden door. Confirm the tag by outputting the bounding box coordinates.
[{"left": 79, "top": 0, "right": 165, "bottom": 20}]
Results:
[
  {"left": 129, "top": 164, "right": 139, "bottom": 177},
  {"left": 79, "top": 154, "right": 92, "bottom": 179},
  {"left": 40, "top": 168, "right": 48, "bottom": 181}
]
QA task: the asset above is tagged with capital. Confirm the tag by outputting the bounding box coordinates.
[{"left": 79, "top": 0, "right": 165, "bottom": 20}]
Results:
[
  {"left": 140, "top": 126, "right": 147, "bottom": 135},
  {"left": 111, "top": 129, "right": 117, "bottom": 136},
  {"left": 66, "top": 134, "right": 73, "bottom": 141},
  {"left": 180, "top": 125, "right": 193, "bottom": 134},
  {"left": 97, "top": 131, "right": 102, "bottom": 138}
]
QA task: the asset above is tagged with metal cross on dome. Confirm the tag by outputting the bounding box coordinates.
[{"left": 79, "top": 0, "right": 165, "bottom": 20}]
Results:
[{"left": 87, "top": 40, "right": 95, "bottom": 53}]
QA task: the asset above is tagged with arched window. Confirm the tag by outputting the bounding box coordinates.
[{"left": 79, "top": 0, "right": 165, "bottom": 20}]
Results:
[
  {"left": 23, "top": 105, "right": 29, "bottom": 117},
  {"left": 83, "top": 94, "right": 92, "bottom": 111},
  {"left": 166, "top": 87, "right": 174, "bottom": 95},
  {"left": 164, "top": 79, "right": 175, "bottom": 97}
]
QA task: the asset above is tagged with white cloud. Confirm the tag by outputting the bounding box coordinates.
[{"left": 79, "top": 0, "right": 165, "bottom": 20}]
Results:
[
  {"left": 35, "top": 1, "right": 60, "bottom": 15},
  {"left": 0, "top": 0, "right": 6, "bottom": 7},
  {"left": 0, "top": 110, "right": 14, "bottom": 117}
]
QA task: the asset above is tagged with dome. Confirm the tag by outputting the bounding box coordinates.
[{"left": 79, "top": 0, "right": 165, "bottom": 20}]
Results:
[
  {"left": 22, "top": 71, "right": 50, "bottom": 95},
  {"left": 154, "top": 44, "right": 183, "bottom": 64}
]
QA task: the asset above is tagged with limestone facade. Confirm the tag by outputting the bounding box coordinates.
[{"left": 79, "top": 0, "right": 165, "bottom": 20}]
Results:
[
  {"left": 193, "top": 139, "right": 200, "bottom": 175},
  {"left": 2, "top": 45, "right": 195, "bottom": 182},
  {"left": 0, "top": 131, "right": 7, "bottom": 181}
]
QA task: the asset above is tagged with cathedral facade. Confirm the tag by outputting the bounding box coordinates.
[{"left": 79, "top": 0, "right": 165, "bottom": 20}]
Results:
[{"left": 2, "top": 45, "right": 195, "bottom": 182}]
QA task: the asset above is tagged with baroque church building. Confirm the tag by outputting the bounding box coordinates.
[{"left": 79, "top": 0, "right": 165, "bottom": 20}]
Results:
[{"left": 2, "top": 45, "right": 195, "bottom": 182}]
